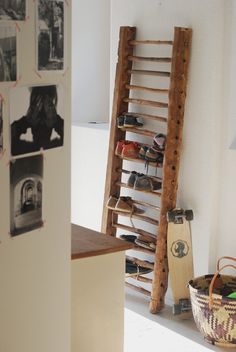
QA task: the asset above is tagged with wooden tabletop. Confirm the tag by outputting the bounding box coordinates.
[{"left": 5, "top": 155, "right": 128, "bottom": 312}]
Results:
[{"left": 71, "top": 224, "right": 133, "bottom": 260}]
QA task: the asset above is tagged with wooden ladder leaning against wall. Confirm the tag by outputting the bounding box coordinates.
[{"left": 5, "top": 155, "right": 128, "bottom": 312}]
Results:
[{"left": 101, "top": 26, "right": 192, "bottom": 313}]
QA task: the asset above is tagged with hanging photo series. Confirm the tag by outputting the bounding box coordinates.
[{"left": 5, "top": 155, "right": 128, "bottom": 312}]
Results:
[
  {"left": 0, "top": 0, "right": 26, "bottom": 21},
  {"left": 0, "top": 25, "right": 16, "bottom": 82},
  {"left": 10, "top": 84, "right": 64, "bottom": 156},
  {"left": 10, "top": 154, "right": 43, "bottom": 236},
  {"left": 37, "top": 0, "right": 64, "bottom": 71}
]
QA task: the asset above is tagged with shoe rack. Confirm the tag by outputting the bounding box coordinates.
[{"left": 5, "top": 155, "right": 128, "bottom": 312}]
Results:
[{"left": 101, "top": 26, "right": 192, "bottom": 313}]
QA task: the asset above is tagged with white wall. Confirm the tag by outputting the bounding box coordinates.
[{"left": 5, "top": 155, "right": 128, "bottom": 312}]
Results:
[
  {"left": 72, "top": 0, "right": 110, "bottom": 123},
  {"left": 216, "top": 1, "right": 236, "bottom": 262},
  {"left": 0, "top": 3, "right": 71, "bottom": 352},
  {"left": 71, "top": 124, "right": 109, "bottom": 230}
]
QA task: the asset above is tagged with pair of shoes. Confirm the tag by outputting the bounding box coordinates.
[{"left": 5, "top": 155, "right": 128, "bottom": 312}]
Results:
[
  {"left": 153, "top": 133, "right": 166, "bottom": 152},
  {"left": 106, "top": 196, "right": 144, "bottom": 214},
  {"left": 127, "top": 171, "right": 162, "bottom": 191},
  {"left": 139, "top": 146, "right": 163, "bottom": 165},
  {"left": 115, "top": 140, "right": 141, "bottom": 158},
  {"left": 135, "top": 238, "right": 156, "bottom": 251},
  {"left": 125, "top": 259, "right": 153, "bottom": 277},
  {"left": 117, "top": 114, "right": 143, "bottom": 128}
]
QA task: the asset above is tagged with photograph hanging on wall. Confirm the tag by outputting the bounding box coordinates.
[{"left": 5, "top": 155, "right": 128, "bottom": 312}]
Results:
[
  {"left": 0, "top": 25, "right": 16, "bottom": 82},
  {"left": 0, "top": 0, "right": 26, "bottom": 20},
  {"left": 10, "top": 154, "right": 43, "bottom": 237},
  {"left": 37, "top": 0, "right": 64, "bottom": 71},
  {"left": 0, "top": 99, "right": 2, "bottom": 151},
  {"left": 10, "top": 84, "right": 64, "bottom": 156}
]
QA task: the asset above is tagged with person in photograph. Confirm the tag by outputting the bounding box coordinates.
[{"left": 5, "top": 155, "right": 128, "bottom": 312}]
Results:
[
  {"left": 0, "top": 46, "right": 11, "bottom": 81},
  {"left": 11, "top": 85, "right": 64, "bottom": 156}
]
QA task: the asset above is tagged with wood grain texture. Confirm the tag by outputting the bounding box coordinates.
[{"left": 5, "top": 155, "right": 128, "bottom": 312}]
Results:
[
  {"left": 150, "top": 27, "right": 192, "bottom": 314},
  {"left": 129, "top": 40, "right": 173, "bottom": 45},
  {"left": 128, "top": 56, "right": 171, "bottom": 63},
  {"left": 71, "top": 224, "right": 133, "bottom": 260},
  {"left": 123, "top": 97, "right": 168, "bottom": 108},
  {"left": 125, "top": 282, "right": 151, "bottom": 296},
  {"left": 126, "top": 84, "right": 169, "bottom": 94},
  {"left": 127, "top": 69, "right": 170, "bottom": 77}
]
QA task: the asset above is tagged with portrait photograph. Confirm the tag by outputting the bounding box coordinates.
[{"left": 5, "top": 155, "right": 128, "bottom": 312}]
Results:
[
  {"left": 0, "top": 25, "right": 16, "bottom": 82},
  {"left": 37, "top": 0, "right": 64, "bottom": 71},
  {"left": 10, "top": 154, "right": 43, "bottom": 237},
  {"left": 0, "top": 0, "right": 26, "bottom": 21},
  {"left": 10, "top": 84, "right": 64, "bottom": 156}
]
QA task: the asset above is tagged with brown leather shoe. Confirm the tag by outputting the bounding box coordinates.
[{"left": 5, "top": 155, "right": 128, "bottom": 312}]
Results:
[
  {"left": 106, "top": 196, "right": 118, "bottom": 209},
  {"left": 115, "top": 196, "right": 144, "bottom": 214}
]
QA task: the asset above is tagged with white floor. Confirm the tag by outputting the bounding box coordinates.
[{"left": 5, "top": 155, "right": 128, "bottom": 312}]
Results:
[{"left": 124, "top": 288, "right": 229, "bottom": 352}]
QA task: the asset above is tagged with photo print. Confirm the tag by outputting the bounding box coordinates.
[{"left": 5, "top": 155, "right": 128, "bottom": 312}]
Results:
[
  {"left": 37, "top": 0, "right": 64, "bottom": 71},
  {"left": 10, "top": 84, "right": 64, "bottom": 156},
  {"left": 10, "top": 154, "right": 43, "bottom": 236},
  {"left": 0, "top": 25, "right": 16, "bottom": 82},
  {"left": 0, "top": 0, "right": 26, "bottom": 20},
  {"left": 0, "top": 99, "right": 2, "bottom": 151}
]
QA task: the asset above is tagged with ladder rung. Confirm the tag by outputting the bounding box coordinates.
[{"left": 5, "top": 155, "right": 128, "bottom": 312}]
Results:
[
  {"left": 125, "top": 282, "right": 151, "bottom": 296},
  {"left": 128, "top": 55, "right": 172, "bottom": 63},
  {"left": 129, "top": 40, "right": 173, "bottom": 46},
  {"left": 117, "top": 182, "right": 161, "bottom": 198},
  {"left": 133, "top": 245, "right": 155, "bottom": 256},
  {"left": 113, "top": 210, "right": 159, "bottom": 226},
  {"left": 118, "top": 169, "right": 163, "bottom": 183},
  {"left": 126, "top": 84, "right": 169, "bottom": 94},
  {"left": 114, "top": 223, "right": 157, "bottom": 241},
  {"left": 126, "top": 255, "right": 154, "bottom": 270},
  {"left": 117, "top": 155, "right": 163, "bottom": 169},
  {"left": 128, "top": 69, "right": 170, "bottom": 77},
  {"left": 124, "top": 98, "right": 168, "bottom": 109},
  {"left": 119, "top": 127, "right": 156, "bottom": 138},
  {"left": 134, "top": 275, "right": 153, "bottom": 284},
  {"left": 124, "top": 112, "right": 167, "bottom": 123}
]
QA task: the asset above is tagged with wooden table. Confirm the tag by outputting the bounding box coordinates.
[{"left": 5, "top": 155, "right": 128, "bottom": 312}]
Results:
[{"left": 71, "top": 224, "right": 132, "bottom": 352}]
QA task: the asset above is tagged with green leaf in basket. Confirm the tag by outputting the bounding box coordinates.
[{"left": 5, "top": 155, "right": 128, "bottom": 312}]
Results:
[{"left": 227, "top": 292, "right": 236, "bottom": 298}]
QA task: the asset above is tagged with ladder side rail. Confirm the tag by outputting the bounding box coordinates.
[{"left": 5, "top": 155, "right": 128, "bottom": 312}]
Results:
[
  {"left": 101, "top": 26, "right": 136, "bottom": 235},
  {"left": 150, "top": 27, "right": 192, "bottom": 313}
]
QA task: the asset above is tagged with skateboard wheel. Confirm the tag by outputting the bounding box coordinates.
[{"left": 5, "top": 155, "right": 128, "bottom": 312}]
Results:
[
  {"left": 173, "top": 304, "right": 181, "bottom": 315},
  {"left": 185, "top": 209, "right": 193, "bottom": 221}
]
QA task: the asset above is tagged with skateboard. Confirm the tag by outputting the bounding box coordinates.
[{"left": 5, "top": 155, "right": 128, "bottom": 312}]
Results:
[{"left": 167, "top": 208, "right": 194, "bottom": 318}]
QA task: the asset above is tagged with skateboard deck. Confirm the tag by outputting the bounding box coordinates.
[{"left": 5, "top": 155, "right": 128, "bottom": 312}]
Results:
[{"left": 167, "top": 209, "right": 194, "bottom": 318}]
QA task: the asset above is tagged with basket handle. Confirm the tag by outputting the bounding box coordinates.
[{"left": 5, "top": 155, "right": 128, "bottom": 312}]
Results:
[
  {"left": 217, "top": 256, "right": 236, "bottom": 271},
  {"left": 209, "top": 264, "right": 236, "bottom": 309}
]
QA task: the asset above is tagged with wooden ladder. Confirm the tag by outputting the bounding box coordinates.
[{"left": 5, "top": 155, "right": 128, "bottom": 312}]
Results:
[{"left": 101, "top": 26, "right": 192, "bottom": 313}]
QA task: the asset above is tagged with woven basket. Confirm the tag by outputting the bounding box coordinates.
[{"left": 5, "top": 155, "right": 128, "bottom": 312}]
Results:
[{"left": 189, "top": 256, "right": 236, "bottom": 347}]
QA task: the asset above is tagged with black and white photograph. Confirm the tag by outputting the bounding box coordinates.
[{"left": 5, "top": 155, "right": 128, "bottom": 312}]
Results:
[
  {"left": 10, "top": 84, "right": 64, "bottom": 156},
  {"left": 0, "top": 26, "right": 16, "bottom": 82},
  {"left": 37, "top": 0, "right": 64, "bottom": 71},
  {"left": 0, "top": 0, "right": 26, "bottom": 20},
  {"left": 0, "top": 99, "right": 2, "bottom": 151},
  {"left": 10, "top": 154, "right": 43, "bottom": 236}
]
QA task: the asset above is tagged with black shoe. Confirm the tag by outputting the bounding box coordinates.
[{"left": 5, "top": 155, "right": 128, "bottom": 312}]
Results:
[
  {"left": 123, "top": 115, "right": 143, "bottom": 128},
  {"left": 117, "top": 115, "right": 125, "bottom": 128},
  {"left": 120, "top": 234, "right": 137, "bottom": 243}
]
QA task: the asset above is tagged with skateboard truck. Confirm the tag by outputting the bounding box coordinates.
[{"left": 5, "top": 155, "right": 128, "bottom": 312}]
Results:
[
  {"left": 167, "top": 209, "right": 193, "bottom": 224},
  {"left": 173, "top": 298, "right": 192, "bottom": 315}
]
